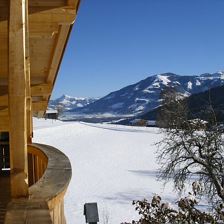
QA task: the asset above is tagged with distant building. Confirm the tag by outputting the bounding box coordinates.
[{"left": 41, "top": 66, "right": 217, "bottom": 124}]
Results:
[
  {"left": 130, "top": 119, "right": 156, "bottom": 127},
  {"left": 44, "top": 110, "right": 58, "bottom": 120}
]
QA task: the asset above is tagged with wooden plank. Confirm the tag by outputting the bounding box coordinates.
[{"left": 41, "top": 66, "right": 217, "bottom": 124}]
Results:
[
  {"left": 0, "top": 108, "right": 8, "bottom": 117},
  {"left": 32, "top": 101, "right": 48, "bottom": 112},
  {"left": 30, "top": 32, "right": 56, "bottom": 39},
  {"left": 0, "top": 116, "right": 9, "bottom": 131},
  {"left": 8, "top": 0, "right": 28, "bottom": 198},
  {"left": 67, "top": 0, "right": 80, "bottom": 8},
  {"left": 0, "top": 0, "right": 66, "bottom": 7},
  {"left": 0, "top": 78, "right": 8, "bottom": 86},
  {"left": 31, "top": 77, "right": 46, "bottom": 85},
  {"left": 30, "top": 37, "right": 56, "bottom": 77},
  {"left": 0, "top": 0, "right": 7, "bottom": 7},
  {"left": 0, "top": 95, "right": 8, "bottom": 106},
  {"left": 29, "top": 8, "right": 76, "bottom": 24},
  {"left": 0, "top": 0, "right": 77, "bottom": 22},
  {"left": 0, "top": 19, "right": 8, "bottom": 77},
  {"left": 29, "top": 0, "right": 66, "bottom": 7},
  {"left": 31, "top": 84, "right": 52, "bottom": 96},
  {"left": 0, "top": 87, "right": 7, "bottom": 97},
  {"left": 5, "top": 200, "right": 52, "bottom": 224}
]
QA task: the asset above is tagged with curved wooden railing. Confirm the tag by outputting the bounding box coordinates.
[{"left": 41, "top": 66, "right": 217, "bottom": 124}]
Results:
[
  {"left": 5, "top": 143, "right": 72, "bottom": 224},
  {"left": 28, "top": 144, "right": 48, "bottom": 186},
  {"left": 29, "top": 143, "right": 72, "bottom": 224}
]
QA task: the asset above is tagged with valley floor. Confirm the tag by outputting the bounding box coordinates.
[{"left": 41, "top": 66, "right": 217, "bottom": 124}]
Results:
[{"left": 33, "top": 119, "right": 177, "bottom": 224}]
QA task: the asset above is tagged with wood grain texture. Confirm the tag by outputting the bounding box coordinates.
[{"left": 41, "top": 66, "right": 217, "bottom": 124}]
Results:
[
  {"left": 0, "top": 0, "right": 80, "bottom": 116},
  {"left": 8, "top": 0, "right": 29, "bottom": 198}
]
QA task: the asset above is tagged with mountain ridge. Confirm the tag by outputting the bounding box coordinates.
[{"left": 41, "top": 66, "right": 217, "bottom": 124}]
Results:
[
  {"left": 68, "top": 71, "right": 224, "bottom": 116},
  {"left": 138, "top": 84, "right": 224, "bottom": 124},
  {"left": 48, "top": 94, "right": 98, "bottom": 112}
]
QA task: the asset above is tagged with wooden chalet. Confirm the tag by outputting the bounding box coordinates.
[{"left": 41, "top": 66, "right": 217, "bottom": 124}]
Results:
[{"left": 0, "top": 0, "right": 81, "bottom": 223}]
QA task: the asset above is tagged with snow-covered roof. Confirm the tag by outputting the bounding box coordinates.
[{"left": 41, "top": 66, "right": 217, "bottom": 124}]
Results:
[{"left": 46, "top": 110, "right": 58, "bottom": 114}]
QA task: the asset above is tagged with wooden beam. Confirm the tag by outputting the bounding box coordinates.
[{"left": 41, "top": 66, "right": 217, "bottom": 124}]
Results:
[
  {"left": 46, "top": 24, "right": 70, "bottom": 84},
  {"left": 29, "top": 8, "right": 76, "bottom": 24},
  {"left": 0, "top": 83, "right": 52, "bottom": 106},
  {"left": 0, "top": 77, "right": 47, "bottom": 89},
  {"left": 25, "top": 0, "right": 33, "bottom": 144},
  {"left": 0, "top": 96, "right": 48, "bottom": 112},
  {"left": 9, "top": 0, "right": 29, "bottom": 198}
]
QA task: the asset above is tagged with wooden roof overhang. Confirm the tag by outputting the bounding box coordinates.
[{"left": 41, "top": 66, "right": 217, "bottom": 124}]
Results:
[
  {"left": 0, "top": 0, "right": 81, "bottom": 198},
  {"left": 0, "top": 0, "right": 81, "bottom": 131}
]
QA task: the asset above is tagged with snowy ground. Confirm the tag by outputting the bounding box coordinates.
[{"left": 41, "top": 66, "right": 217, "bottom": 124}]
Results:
[{"left": 33, "top": 118, "right": 178, "bottom": 224}]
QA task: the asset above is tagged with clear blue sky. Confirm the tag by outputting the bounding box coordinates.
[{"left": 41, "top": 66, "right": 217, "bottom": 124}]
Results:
[{"left": 52, "top": 0, "right": 224, "bottom": 99}]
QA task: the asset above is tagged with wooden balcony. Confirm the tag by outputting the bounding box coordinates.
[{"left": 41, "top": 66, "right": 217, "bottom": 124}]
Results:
[
  {"left": 2, "top": 144, "right": 72, "bottom": 224},
  {"left": 0, "top": 1, "right": 80, "bottom": 223}
]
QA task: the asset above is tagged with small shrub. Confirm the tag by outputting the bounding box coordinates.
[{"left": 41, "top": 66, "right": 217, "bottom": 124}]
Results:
[{"left": 122, "top": 183, "right": 224, "bottom": 224}]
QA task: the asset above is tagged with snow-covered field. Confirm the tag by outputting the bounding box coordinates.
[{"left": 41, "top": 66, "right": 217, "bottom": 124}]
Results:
[{"left": 33, "top": 118, "right": 177, "bottom": 224}]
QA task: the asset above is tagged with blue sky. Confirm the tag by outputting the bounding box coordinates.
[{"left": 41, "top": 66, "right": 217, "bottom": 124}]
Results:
[{"left": 52, "top": 0, "right": 224, "bottom": 99}]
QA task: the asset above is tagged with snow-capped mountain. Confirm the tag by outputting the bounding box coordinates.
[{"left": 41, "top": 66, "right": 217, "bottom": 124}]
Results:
[
  {"left": 48, "top": 94, "right": 98, "bottom": 112},
  {"left": 70, "top": 72, "right": 224, "bottom": 116},
  {"left": 134, "top": 84, "right": 224, "bottom": 123}
]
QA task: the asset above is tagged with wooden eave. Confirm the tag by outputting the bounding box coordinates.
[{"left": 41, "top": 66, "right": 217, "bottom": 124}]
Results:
[{"left": 0, "top": 0, "right": 80, "bottom": 123}]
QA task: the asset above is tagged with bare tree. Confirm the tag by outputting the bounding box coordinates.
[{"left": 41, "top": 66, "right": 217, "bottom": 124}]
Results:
[
  {"left": 157, "top": 95, "right": 224, "bottom": 202},
  {"left": 123, "top": 89, "right": 224, "bottom": 223}
]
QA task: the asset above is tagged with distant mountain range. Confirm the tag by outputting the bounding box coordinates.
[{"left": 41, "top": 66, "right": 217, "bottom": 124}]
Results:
[
  {"left": 48, "top": 94, "right": 98, "bottom": 112},
  {"left": 50, "top": 72, "right": 224, "bottom": 122},
  {"left": 118, "top": 84, "right": 224, "bottom": 125},
  {"left": 68, "top": 72, "right": 224, "bottom": 116},
  {"left": 187, "top": 85, "right": 224, "bottom": 121}
]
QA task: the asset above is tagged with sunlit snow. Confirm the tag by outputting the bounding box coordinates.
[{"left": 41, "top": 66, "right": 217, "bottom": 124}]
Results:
[
  {"left": 135, "top": 98, "right": 149, "bottom": 103},
  {"left": 195, "top": 79, "right": 201, "bottom": 86},
  {"left": 187, "top": 81, "right": 192, "bottom": 89},
  {"left": 33, "top": 118, "right": 177, "bottom": 224},
  {"left": 157, "top": 75, "right": 171, "bottom": 85}
]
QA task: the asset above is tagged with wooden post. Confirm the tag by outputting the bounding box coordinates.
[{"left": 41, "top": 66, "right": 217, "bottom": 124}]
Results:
[
  {"left": 25, "top": 0, "right": 33, "bottom": 144},
  {"left": 8, "top": 0, "right": 29, "bottom": 197}
]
